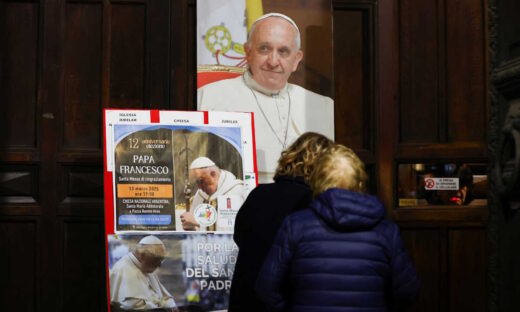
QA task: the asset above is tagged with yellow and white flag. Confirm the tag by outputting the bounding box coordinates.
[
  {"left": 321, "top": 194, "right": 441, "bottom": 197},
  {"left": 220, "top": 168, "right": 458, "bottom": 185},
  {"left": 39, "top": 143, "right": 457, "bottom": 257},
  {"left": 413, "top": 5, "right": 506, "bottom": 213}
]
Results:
[{"left": 197, "top": 0, "right": 263, "bottom": 67}]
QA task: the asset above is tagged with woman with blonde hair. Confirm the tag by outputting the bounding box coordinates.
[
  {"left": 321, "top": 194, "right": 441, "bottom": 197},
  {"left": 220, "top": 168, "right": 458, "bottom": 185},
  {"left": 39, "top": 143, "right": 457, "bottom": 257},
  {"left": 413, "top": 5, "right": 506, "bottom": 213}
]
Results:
[
  {"left": 257, "top": 144, "right": 419, "bottom": 312},
  {"left": 229, "top": 132, "right": 333, "bottom": 312}
]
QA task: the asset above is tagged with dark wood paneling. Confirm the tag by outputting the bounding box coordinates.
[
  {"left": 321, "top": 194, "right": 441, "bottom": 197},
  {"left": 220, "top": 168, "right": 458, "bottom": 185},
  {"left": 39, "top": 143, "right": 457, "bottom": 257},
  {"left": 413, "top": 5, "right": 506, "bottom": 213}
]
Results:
[
  {"left": 60, "top": 219, "right": 106, "bottom": 311},
  {"left": 334, "top": 9, "right": 365, "bottom": 149},
  {"left": 1, "top": 1, "right": 195, "bottom": 311},
  {"left": 377, "top": 0, "right": 399, "bottom": 211},
  {"left": 66, "top": 169, "right": 103, "bottom": 198},
  {"left": 170, "top": 0, "right": 196, "bottom": 110},
  {"left": 0, "top": 165, "right": 39, "bottom": 204},
  {"left": 63, "top": 2, "right": 103, "bottom": 150},
  {"left": 109, "top": 3, "right": 145, "bottom": 108},
  {"left": 146, "top": 0, "right": 171, "bottom": 109},
  {"left": 333, "top": 2, "right": 375, "bottom": 157},
  {"left": 0, "top": 1, "right": 493, "bottom": 312},
  {"left": 376, "top": 0, "right": 490, "bottom": 310},
  {"left": 394, "top": 206, "right": 489, "bottom": 223},
  {"left": 39, "top": 0, "right": 61, "bottom": 307},
  {"left": 399, "top": 0, "right": 440, "bottom": 143},
  {"left": 303, "top": 25, "right": 333, "bottom": 97},
  {"left": 397, "top": 142, "right": 487, "bottom": 160},
  {"left": 57, "top": 164, "right": 103, "bottom": 215},
  {"left": 0, "top": 1, "right": 39, "bottom": 149},
  {"left": 398, "top": 0, "right": 488, "bottom": 147},
  {"left": 446, "top": 0, "right": 487, "bottom": 142},
  {"left": 448, "top": 228, "right": 487, "bottom": 311},
  {"left": 0, "top": 219, "right": 38, "bottom": 311},
  {"left": 401, "top": 228, "right": 441, "bottom": 312}
]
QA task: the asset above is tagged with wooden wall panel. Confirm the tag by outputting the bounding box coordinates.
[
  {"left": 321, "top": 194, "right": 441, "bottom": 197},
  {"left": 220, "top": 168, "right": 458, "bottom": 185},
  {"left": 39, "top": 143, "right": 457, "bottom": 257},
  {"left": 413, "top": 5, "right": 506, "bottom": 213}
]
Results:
[
  {"left": 0, "top": 1, "right": 39, "bottom": 149},
  {"left": 446, "top": 0, "right": 487, "bottom": 143},
  {"left": 60, "top": 219, "right": 106, "bottom": 311},
  {"left": 399, "top": 0, "right": 439, "bottom": 143},
  {"left": 63, "top": 2, "right": 103, "bottom": 150},
  {"left": 0, "top": 165, "right": 39, "bottom": 204},
  {"left": 57, "top": 165, "right": 103, "bottom": 214},
  {"left": 334, "top": 10, "right": 364, "bottom": 149},
  {"left": 109, "top": 3, "right": 145, "bottom": 108},
  {"left": 0, "top": 219, "right": 38, "bottom": 311},
  {"left": 448, "top": 228, "right": 487, "bottom": 311},
  {"left": 398, "top": 0, "right": 487, "bottom": 148},
  {"left": 65, "top": 168, "right": 103, "bottom": 199},
  {"left": 170, "top": 0, "right": 196, "bottom": 110},
  {"left": 146, "top": 0, "right": 171, "bottom": 109},
  {"left": 333, "top": 1, "right": 375, "bottom": 160},
  {"left": 401, "top": 228, "right": 441, "bottom": 312}
]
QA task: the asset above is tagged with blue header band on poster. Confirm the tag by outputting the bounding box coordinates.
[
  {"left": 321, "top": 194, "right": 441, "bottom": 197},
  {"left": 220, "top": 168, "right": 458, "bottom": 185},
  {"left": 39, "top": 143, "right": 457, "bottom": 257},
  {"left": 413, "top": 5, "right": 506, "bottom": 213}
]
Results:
[
  {"left": 118, "top": 214, "right": 172, "bottom": 225},
  {"left": 113, "top": 124, "right": 242, "bottom": 154}
]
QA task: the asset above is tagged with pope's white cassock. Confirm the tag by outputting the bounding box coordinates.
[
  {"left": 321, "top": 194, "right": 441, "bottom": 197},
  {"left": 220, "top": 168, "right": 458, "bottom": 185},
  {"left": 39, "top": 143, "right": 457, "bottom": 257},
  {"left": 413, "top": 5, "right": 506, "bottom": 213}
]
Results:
[
  {"left": 190, "top": 169, "right": 245, "bottom": 231},
  {"left": 110, "top": 253, "right": 177, "bottom": 310},
  {"left": 198, "top": 71, "right": 334, "bottom": 183}
]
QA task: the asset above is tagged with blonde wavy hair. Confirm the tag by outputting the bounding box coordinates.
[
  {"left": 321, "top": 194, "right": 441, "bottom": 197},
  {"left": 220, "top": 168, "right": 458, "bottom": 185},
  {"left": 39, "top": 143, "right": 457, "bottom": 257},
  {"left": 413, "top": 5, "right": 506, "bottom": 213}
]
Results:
[
  {"left": 274, "top": 132, "right": 333, "bottom": 182},
  {"left": 309, "top": 144, "right": 368, "bottom": 196}
]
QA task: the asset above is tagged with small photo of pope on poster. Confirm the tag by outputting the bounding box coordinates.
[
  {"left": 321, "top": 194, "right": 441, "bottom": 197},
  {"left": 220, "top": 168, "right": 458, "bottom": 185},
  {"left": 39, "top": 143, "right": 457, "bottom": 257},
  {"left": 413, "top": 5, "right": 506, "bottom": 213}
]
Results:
[
  {"left": 113, "top": 124, "right": 246, "bottom": 232},
  {"left": 108, "top": 233, "right": 238, "bottom": 312}
]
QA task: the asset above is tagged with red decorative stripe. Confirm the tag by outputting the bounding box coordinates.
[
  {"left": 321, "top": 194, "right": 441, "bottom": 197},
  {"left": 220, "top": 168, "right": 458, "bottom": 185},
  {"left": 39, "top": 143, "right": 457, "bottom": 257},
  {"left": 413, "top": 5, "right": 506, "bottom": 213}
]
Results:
[
  {"left": 103, "top": 109, "right": 114, "bottom": 312},
  {"left": 250, "top": 112, "right": 259, "bottom": 186},
  {"left": 150, "top": 109, "right": 160, "bottom": 123}
]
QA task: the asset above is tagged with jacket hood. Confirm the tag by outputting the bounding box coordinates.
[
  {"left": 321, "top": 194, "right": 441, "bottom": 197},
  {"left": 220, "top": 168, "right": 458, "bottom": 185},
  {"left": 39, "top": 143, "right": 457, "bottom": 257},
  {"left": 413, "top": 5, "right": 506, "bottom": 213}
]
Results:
[{"left": 311, "top": 188, "right": 385, "bottom": 231}]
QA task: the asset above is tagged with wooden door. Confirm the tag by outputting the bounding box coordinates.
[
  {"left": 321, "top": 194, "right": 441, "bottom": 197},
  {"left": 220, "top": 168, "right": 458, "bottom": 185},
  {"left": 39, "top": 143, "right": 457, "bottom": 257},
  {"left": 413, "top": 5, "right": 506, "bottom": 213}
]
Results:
[
  {"left": 0, "top": 0, "right": 195, "bottom": 311},
  {"left": 2, "top": 0, "right": 491, "bottom": 311},
  {"left": 333, "top": 0, "right": 489, "bottom": 311}
]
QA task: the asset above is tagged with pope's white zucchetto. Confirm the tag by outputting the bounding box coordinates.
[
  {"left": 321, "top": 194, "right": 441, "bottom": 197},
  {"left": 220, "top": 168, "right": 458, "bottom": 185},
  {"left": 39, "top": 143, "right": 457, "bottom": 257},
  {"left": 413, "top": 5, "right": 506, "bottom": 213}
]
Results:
[
  {"left": 138, "top": 235, "right": 163, "bottom": 245},
  {"left": 190, "top": 156, "right": 216, "bottom": 170},
  {"left": 252, "top": 12, "right": 300, "bottom": 34}
]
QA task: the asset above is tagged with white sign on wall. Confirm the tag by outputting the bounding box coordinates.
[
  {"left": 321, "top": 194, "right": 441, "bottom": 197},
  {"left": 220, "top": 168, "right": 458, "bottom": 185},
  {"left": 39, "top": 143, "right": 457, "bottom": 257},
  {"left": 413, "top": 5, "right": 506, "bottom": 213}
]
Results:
[{"left": 424, "top": 177, "right": 459, "bottom": 190}]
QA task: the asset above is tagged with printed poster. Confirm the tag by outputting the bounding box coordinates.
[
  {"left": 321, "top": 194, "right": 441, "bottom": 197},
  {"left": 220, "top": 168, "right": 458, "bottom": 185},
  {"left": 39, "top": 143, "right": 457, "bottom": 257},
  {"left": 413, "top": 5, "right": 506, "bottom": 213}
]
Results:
[
  {"left": 104, "top": 109, "right": 257, "bottom": 312},
  {"left": 104, "top": 110, "right": 257, "bottom": 234},
  {"left": 108, "top": 234, "right": 238, "bottom": 312}
]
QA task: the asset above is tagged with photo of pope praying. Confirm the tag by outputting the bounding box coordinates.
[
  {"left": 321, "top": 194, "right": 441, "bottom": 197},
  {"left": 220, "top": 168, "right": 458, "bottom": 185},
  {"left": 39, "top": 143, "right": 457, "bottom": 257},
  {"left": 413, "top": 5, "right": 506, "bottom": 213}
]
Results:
[
  {"left": 109, "top": 235, "right": 179, "bottom": 312},
  {"left": 171, "top": 128, "right": 246, "bottom": 233},
  {"left": 180, "top": 156, "right": 245, "bottom": 231}
]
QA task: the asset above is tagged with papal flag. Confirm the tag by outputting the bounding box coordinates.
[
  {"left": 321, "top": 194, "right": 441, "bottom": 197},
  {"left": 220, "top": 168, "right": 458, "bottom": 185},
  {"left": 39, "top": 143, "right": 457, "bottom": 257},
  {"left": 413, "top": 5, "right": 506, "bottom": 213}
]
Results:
[{"left": 197, "top": 0, "right": 263, "bottom": 67}]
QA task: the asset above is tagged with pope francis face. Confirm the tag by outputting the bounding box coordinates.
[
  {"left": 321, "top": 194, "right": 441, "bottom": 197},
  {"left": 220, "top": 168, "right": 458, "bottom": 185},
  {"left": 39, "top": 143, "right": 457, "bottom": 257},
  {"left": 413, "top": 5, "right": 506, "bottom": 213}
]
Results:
[
  {"left": 190, "top": 167, "right": 219, "bottom": 196},
  {"left": 137, "top": 244, "right": 166, "bottom": 273},
  {"left": 245, "top": 17, "right": 303, "bottom": 91}
]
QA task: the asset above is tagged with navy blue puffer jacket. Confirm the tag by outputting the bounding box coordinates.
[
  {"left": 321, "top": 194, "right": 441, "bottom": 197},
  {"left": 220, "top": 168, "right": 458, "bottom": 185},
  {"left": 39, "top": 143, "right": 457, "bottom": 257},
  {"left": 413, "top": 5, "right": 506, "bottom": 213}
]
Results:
[{"left": 256, "top": 188, "right": 419, "bottom": 312}]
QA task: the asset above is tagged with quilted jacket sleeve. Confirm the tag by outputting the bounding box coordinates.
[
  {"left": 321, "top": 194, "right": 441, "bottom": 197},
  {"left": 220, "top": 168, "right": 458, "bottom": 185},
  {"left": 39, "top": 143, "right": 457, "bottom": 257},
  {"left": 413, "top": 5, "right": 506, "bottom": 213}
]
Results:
[
  {"left": 388, "top": 223, "right": 420, "bottom": 310},
  {"left": 255, "top": 217, "right": 294, "bottom": 312}
]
